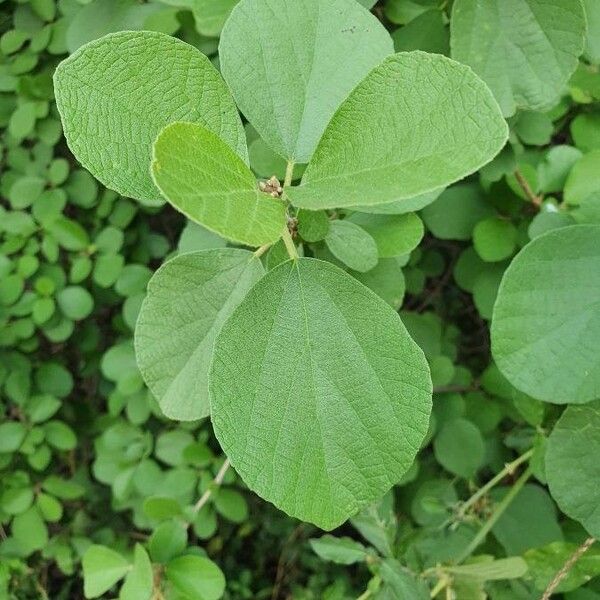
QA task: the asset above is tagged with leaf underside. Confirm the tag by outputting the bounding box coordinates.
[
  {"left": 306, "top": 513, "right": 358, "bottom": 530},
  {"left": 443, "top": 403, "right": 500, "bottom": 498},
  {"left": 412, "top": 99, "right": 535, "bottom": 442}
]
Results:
[
  {"left": 135, "top": 249, "right": 265, "bottom": 421},
  {"left": 219, "top": 0, "right": 393, "bottom": 164},
  {"left": 451, "top": 0, "right": 586, "bottom": 116},
  {"left": 210, "top": 258, "right": 432, "bottom": 530}
]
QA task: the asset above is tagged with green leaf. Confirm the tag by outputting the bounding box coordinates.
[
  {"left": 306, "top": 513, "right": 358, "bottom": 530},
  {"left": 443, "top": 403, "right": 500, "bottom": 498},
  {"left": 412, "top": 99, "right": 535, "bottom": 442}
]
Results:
[
  {"left": 119, "top": 544, "right": 153, "bottom": 600},
  {"left": 66, "top": 0, "right": 169, "bottom": 52},
  {"left": 491, "top": 225, "right": 600, "bottom": 403},
  {"left": 0, "top": 274, "right": 24, "bottom": 306},
  {"left": 101, "top": 342, "right": 139, "bottom": 385},
  {"left": 213, "top": 488, "right": 249, "bottom": 523},
  {"left": 352, "top": 259, "right": 406, "bottom": 309},
  {"left": 44, "top": 420, "right": 77, "bottom": 451},
  {"left": 152, "top": 122, "right": 285, "bottom": 246},
  {"left": 143, "top": 496, "right": 181, "bottom": 521},
  {"left": 565, "top": 151, "right": 600, "bottom": 205},
  {"left": 384, "top": 0, "right": 435, "bottom": 25},
  {"left": 287, "top": 52, "right": 507, "bottom": 210},
  {"left": 525, "top": 541, "right": 600, "bottom": 593},
  {"left": 115, "top": 265, "right": 152, "bottom": 298},
  {"left": 36, "top": 493, "right": 63, "bottom": 522},
  {"left": 351, "top": 188, "right": 444, "bottom": 215},
  {"left": 309, "top": 534, "right": 369, "bottom": 565},
  {"left": 538, "top": 145, "right": 583, "bottom": 193},
  {"left": 433, "top": 418, "right": 484, "bottom": 479},
  {"left": 421, "top": 184, "right": 494, "bottom": 241},
  {"left": 219, "top": 0, "right": 392, "bottom": 163},
  {"left": 546, "top": 402, "right": 600, "bottom": 538},
  {"left": 56, "top": 286, "right": 94, "bottom": 320},
  {"left": 351, "top": 492, "right": 397, "bottom": 557},
  {"left": 1, "top": 486, "right": 34, "bottom": 515},
  {"left": 450, "top": 0, "right": 586, "bottom": 116},
  {"left": 0, "top": 422, "right": 26, "bottom": 453},
  {"left": 193, "top": 0, "right": 239, "bottom": 36},
  {"left": 165, "top": 555, "right": 226, "bottom": 600},
  {"left": 325, "top": 220, "right": 378, "bottom": 273},
  {"left": 143, "top": 496, "right": 183, "bottom": 522},
  {"left": 12, "top": 506, "right": 48, "bottom": 555},
  {"left": 473, "top": 218, "right": 518, "bottom": 263},
  {"left": 82, "top": 545, "right": 130, "bottom": 599},
  {"left": 178, "top": 222, "right": 227, "bottom": 254},
  {"left": 571, "top": 114, "right": 600, "bottom": 153},
  {"left": 54, "top": 31, "right": 247, "bottom": 205},
  {"left": 378, "top": 559, "right": 430, "bottom": 599},
  {"left": 35, "top": 363, "right": 73, "bottom": 399},
  {"left": 392, "top": 9, "right": 449, "bottom": 55},
  {"left": 135, "top": 249, "right": 265, "bottom": 420},
  {"left": 584, "top": 0, "right": 600, "bottom": 64},
  {"left": 297, "top": 209, "right": 330, "bottom": 243},
  {"left": 47, "top": 217, "right": 90, "bottom": 251},
  {"left": 9, "top": 176, "right": 45, "bottom": 210},
  {"left": 248, "top": 137, "right": 289, "bottom": 181},
  {"left": 348, "top": 213, "right": 424, "bottom": 258},
  {"left": 447, "top": 557, "right": 528, "bottom": 581},
  {"left": 149, "top": 520, "right": 187, "bottom": 564},
  {"left": 210, "top": 258, "right": 432, "bottom": 529},
  {"left": 155, "top": 431, "right": 195, "bottom": 467},
  {"left": 491, "top": 484, "right": 563, "bottom": 555}
]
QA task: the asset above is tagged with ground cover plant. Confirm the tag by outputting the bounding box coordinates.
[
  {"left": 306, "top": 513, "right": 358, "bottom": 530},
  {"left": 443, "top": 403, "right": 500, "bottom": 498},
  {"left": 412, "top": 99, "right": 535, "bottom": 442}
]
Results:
[{"left": 1, "top": 0, "right": 600, "bottom": 598}]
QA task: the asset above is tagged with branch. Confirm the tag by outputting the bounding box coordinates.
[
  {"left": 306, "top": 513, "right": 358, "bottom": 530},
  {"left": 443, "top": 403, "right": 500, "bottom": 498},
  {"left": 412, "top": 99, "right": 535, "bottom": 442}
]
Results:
[
  {"left": 281, "top": 226, "right": 299, "bottom": 260},
  {"left": 253, "top": 244, "right": 271, "bottom": 258},
  {"left": 456, "top": 466, "right": 532, "bottom": 564},
  {"left": 455, "top": 448, "right": 533, "bottom": 522},
  {"left": 514, "top": 169, "right": 542, "bottom": 207},
  {"left": 193, "top": 458, "right": 231, "bottom": 514},
  {"left": 284, "top": 161, "right": 295, "bottom": 188},
  {"left": 541, "top": 537, "right": 596, "bottom": 600}
]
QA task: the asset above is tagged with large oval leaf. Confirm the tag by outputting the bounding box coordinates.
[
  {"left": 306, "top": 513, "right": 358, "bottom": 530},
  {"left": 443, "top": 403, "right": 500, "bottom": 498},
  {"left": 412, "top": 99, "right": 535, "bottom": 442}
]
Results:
[
  {"left": 54, "top": 31, "right": 247, "bottom": 205},
  {"left": 152, "top": 122, "right": 286, "bottom": 247},
  {"left": 451, "top": 0, "right": 586, "bottom": 116},
  {"left": 219, "top": 0, "right": 392, "bottom": 163},
  {"left": 287, "top": 52, "right": 508, "bottom": 210},
  {"left": 135, "top": 249, "right": 265, "bottom": 421},
  {"left": 210, "top": 258, "right": 432, "bottom": 529},
  {"left": 546, "top": 401, "right": 600, "bottom": 538},
  {"left": 491, "top": 225, "right": 600, "bottom": 404}
]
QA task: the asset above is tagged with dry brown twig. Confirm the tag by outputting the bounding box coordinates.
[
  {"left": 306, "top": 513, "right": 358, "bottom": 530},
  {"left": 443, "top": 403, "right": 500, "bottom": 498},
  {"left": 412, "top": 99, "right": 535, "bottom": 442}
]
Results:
[{"left": 541, "top": 537, "right": 596, "bottom": 600}]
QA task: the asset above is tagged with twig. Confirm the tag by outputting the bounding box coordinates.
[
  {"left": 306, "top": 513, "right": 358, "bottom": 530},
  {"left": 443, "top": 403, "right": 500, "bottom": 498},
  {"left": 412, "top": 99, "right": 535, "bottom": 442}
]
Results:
[
  {"left": 429, "top": 575, "right": 449, "bottom": 598},
  {"left": 254, "top": 244, "right": 271, "bottom": 258},
  {"left": 456, "top": 467, "right": 532, "bottom": 563},
  {"left": 455, "top": 448, "right": 534, "bottom": 522},
  {"left": 414, "top": 251, "right": 459, "bottom": 313},
  {"left": 271, "top": 525, "right": 306, "bottom": 600},
  {"left": 541, "top": 537, "right": 596, "bottom": 599},
  {"left": 281, "top": 226, "right": 299, "bottom": 260},
  {"left": 514, "top": 169, "right": 542, "bottom": 207},
  {"left": 284, "top": 161, "right": 295, "bottom": 188},
  {"left": 193, "top": 458, "right": 231, "bottom": 514}
]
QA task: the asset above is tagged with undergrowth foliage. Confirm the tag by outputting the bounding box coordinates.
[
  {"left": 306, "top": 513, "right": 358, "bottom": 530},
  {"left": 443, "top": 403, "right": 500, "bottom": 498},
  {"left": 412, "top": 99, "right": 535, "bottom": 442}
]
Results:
[{"left": 1, "top": 0, "right": 600, "bottom": 598}]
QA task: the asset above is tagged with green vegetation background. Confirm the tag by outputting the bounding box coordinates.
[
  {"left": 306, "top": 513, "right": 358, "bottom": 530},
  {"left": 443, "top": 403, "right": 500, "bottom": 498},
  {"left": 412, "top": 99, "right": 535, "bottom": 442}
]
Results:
[{"left": 1, "top": 0, "right": 600, "bottom": 599}]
